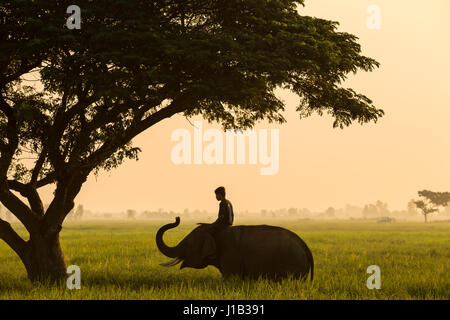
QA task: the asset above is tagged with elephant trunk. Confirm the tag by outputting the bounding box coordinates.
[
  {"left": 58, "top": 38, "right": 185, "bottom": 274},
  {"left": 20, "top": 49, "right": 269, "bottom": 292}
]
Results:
[{"left": 156, "top": 217, "right": 182, "bottom": 258}]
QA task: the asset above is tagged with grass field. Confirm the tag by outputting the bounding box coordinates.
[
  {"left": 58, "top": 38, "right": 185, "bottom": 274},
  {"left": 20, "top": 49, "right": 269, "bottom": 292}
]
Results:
[{"left": 0, "top": 219, "right": 448, "bottom": 300}]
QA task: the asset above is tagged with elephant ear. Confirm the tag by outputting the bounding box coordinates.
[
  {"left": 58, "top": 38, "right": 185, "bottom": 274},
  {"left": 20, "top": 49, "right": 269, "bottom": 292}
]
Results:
[{"left": 201, "top": 233, "right": 217, "bottom": 261}]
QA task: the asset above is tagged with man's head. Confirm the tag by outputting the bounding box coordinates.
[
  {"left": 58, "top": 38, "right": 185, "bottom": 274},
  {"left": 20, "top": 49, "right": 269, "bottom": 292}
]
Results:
[{"left": 214, "top": 186, "right": 226, "bottom": 201}]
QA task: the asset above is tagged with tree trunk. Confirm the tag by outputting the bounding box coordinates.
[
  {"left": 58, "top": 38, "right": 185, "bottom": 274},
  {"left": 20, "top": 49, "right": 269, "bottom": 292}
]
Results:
[
  {"left": 22, "top": 231, "right": 67, "bottom": 284},
  {"left": 424, "top": 214, "right": 427, "bottom": 223}
]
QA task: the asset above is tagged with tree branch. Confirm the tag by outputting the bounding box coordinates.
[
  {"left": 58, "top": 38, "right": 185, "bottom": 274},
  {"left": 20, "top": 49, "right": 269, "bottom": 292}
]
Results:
[
  {"left": 31, "top": 147, "right": 47, "bottom": 184},
  {"left": 0, "top": 61, "right": 41, "bottom": 88},
  {"left": 0, "top": 182, "right": 39, "bottom": 233},
  {"left": 7, "top": 180, "right": 45, "bottom": 217},
  {"left": 82, "top": 96, "right": 191, "bottom": 170},
  {"left": 36, "top": 172, "right": 56, "bottom": 188},
  {"left": 6, "top": 180, "right": 28, "bottom": 195},
  {"left": 0, "top": 95, "right": 13, "bottom": 117},
  {"left": 67, "top": 99, "right": 141, "bottom": 166},
  {"left": 0, "top": 96, "right": 18, "bottom": 178},
  {"left": 7, "top": 173, "right": 57, "bottom": 191},
  {"left": 0, "top": 218, "right": 28, "bottom": 258},
  {"left": 41, "top": 173, "right": 87, "bottom": 231},
  {"left": 46, "top": 92, "right": 97, "bottom": 173}
]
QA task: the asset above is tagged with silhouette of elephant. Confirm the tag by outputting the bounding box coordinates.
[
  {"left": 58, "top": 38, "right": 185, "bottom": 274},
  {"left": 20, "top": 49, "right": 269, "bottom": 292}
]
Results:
[{"left": 156, "top": 217, "right": 314, "bottom": 280}]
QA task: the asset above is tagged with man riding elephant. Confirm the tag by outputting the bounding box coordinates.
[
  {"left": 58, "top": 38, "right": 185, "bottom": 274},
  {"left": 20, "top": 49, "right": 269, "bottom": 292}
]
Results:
[
  {"left": 212, "top": 186, "right": 234, "bottom": 228},
  {"left": 197, "top": 186, "right": 233, "bottom": 236}
]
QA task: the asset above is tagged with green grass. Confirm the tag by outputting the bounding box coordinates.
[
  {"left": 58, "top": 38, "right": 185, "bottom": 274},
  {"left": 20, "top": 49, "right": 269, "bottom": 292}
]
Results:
[{"left": 0, "top": 219, "right": 449, "bottom": 299}]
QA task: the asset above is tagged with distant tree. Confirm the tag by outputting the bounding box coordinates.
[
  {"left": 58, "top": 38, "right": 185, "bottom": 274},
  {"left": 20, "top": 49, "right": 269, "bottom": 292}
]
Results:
[
  {"left": 362, "top": 205, "right": 372, "bottom": 218},
  {"left": 444, "top": 205, "right": 450, "bottom": 217},
  {"left": 66, "top": 204, "right": 84, "bottom": 221},
  {"left": 414, "top": 190, "right": 450, "bottom": 223},
  {"left": 74, "top": 205, "right": 84, "bottom": 220},
  {"left": 324, "top": 207, "right": 336, "bottom": 218},
  {"left": 406, "top": 199, "right": 418, "bottom": 217},
  {"left": 376, "top": 200, "right": 389, "bottom": 215},
  {"left": 66, "top": 208, "right": 75, "bottom": 221},
  {"left": 127, "top": 209, "right": 137, "bottom": 220},
  {"left": 362, "top": 200, "right": 389, "bottom": 218},
  {"left": 344, "top": 204, "right": 363, "bottom": 217},
  {"left": 141, "top": 211, "right": 154, "bottom": 219},
  {"left": 288, "top": 208, "right": 298, "bottom": 217},
  {"left": 298, "top": 208, "right": 311, "bottom": 218}
]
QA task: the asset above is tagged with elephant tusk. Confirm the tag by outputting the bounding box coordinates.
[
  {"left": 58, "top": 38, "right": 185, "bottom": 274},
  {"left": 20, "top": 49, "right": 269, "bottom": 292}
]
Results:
[{"left": 160, "top": 257, "right": 182, "bottom": 267}]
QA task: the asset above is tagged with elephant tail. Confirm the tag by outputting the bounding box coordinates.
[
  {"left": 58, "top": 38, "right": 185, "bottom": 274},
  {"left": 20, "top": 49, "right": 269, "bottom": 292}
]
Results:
[
  {"left": 297, "top": 237, "right": 314, "bottom": 281},
  {"left": 308, "top": 248, "right": 314, "bottom": 281}
]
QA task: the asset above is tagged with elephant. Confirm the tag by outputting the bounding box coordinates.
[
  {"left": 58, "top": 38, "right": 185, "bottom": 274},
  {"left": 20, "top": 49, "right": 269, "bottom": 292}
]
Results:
[{"left": 156, "top": 217, "right": 314, "bottom": 280}]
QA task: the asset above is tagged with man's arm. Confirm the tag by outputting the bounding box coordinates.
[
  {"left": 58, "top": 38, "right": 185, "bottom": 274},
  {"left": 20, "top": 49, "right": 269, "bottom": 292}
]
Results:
[{"left": 214, "top": 201, "right": 229, "bottom": 225}]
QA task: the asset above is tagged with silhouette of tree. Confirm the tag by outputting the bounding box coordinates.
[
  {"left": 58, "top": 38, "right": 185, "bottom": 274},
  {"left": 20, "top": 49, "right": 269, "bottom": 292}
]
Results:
[
  {"left": 288, "top": 208, "right": 298, "bottom": 217},
  {"left": 362, "top": 200, "right": 389, "bottom": 218},
  {"left": 324, "top": 207, "right": 336, "bottom": 218},
  {"left": 414, "top": 190, "right": 450, "bottom": 223},
  {"left": 127, "top": 209, "right": 137, "bottom": 219}
]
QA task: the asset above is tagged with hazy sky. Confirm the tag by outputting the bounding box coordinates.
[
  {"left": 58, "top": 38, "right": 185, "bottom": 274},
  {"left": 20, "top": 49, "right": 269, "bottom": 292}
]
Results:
[{"left": 37, "top": 0, "right": 450, "bottom": 214}]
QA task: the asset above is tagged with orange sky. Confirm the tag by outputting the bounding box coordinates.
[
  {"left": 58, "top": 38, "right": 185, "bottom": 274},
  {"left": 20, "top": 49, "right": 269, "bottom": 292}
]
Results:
[{"left": 38, "top": 0, "right": 450, "bottom": 214}]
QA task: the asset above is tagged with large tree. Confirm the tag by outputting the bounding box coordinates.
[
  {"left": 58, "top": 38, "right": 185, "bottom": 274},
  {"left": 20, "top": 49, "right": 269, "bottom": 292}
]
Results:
[{"left": 0, "top": 0, "right": 383, "bottom": 283}]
